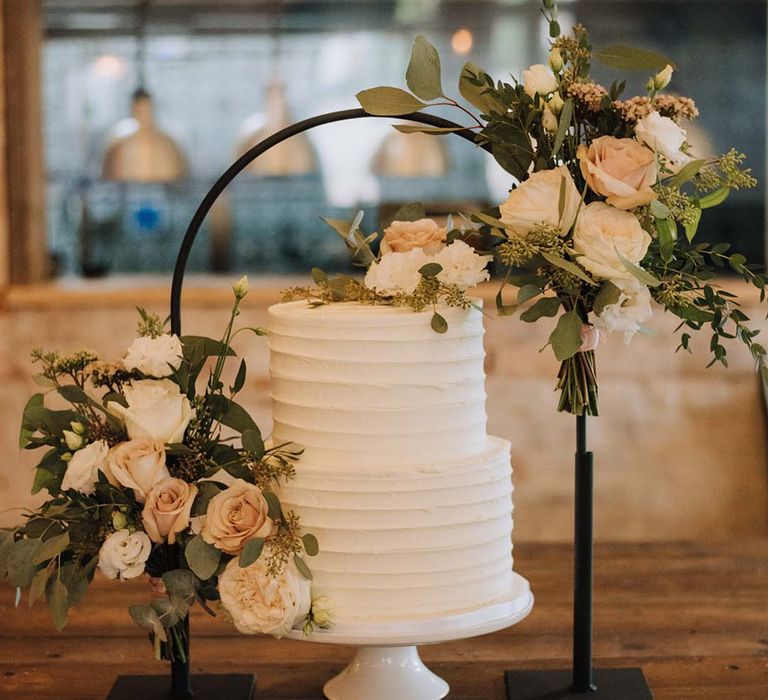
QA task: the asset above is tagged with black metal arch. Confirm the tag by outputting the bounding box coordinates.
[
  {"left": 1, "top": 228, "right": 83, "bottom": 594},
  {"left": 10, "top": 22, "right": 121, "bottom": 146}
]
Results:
[{"left": 169, "top": 107, "right": 490, "bottom": 335}]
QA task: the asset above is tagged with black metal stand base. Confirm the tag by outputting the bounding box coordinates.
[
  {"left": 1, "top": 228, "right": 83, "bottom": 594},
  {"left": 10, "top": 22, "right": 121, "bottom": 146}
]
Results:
[
  {"left": 106, "top": 673, "right": 256, "bottom": 699},
  {"left": 504, "top": 668, "right": 654, "bottom": 699}
]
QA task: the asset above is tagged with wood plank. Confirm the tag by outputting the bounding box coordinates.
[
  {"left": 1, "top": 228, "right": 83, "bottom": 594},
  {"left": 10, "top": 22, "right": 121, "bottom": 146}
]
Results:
[{"left": 0, "top": 0, "right": 9, "bottom": 287}]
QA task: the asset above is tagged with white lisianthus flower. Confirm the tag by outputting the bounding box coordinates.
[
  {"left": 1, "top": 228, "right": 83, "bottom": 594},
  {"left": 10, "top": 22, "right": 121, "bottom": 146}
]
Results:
[
  {"left": 123, "top": 334, "right": 183, "bottom": 378},
  {"left": 634, "top": 111, "right": 691, "bottom": 174},
  {"left": 61, "top": 440, "right": 110, "bottom": 495},
  {"left": 364, "top": 248, "right": 429, "bottom": 295},
  {"left": 97, "top": 529, "right": 151, "bottom": 581},
  {"left": 499, "top": 165, "right": 581, "bottom": 238},
  {"left": 218, "top": 555, "right": 311, "bottom": 638},
  {"left": 434, "top": 240, "right": 493, "bottom": 290},
  {"left": 523, "top": 64, "right": 558, "bottom": 98},
  {"left": 107, "top": 379, "right": 194, "bottom": 444},
  {"left": 573, "top": 202, "right": 652, "bottom": 281},
  {"left": 595, "top": 279, "right": 653, "bottom": 343}
]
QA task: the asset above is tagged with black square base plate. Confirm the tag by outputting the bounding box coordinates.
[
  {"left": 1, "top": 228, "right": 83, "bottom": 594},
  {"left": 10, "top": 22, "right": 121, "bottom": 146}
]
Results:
[
  {"left": 107, "top": 674, "right": 256, "bottom": 699},
  {"left": 505, "top": 668, "right": 654, "bottom": 699}
]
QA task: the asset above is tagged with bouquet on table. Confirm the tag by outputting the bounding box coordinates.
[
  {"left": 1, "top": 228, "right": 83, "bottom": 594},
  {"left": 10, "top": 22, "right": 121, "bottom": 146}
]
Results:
[
  {"left": 316, "top": 0, "right": 764, "bottom": 416},
  {"left": 0, "top": 278, "right": 330, "bottom": 665}
]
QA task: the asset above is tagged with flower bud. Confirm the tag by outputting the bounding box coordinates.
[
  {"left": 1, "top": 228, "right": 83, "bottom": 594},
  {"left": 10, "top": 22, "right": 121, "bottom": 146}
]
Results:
[
  {"left": 548, "top": 47, "right": 563, "bottom": 73},
  {"left": 63, "top": 430, "right": 84, "bottom": 451},
  {"left": 311, "top": 596, "right": 334, "bottom": 628},
  {"left": 653, "top": 64, "right": 673, "bottom": 90},
  {"left": 580, "top": 324, "right": 601, "bottom": 352},
  {"left": 70, "top": 421, "right": 86, "bottom": 435},
  {"left": 112, "top": 511, "right": 128, "bottom": 531},
  {"left": 541, "top": 106, "right": 558, "bottom": 133},
  {"left": 233, "top": 275, "right": 249, "bottom": 300},
  {"left": 61, "top": 452, "right": 73, "bottom": 463},
  {"left": 547, "top": 92, "right": 565, "bottom": 115}
]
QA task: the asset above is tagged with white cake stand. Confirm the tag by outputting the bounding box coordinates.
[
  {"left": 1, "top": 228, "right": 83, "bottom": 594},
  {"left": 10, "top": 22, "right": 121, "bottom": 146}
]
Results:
[{"left": 286, "top": 572, "right": 533, "bottom": 700}]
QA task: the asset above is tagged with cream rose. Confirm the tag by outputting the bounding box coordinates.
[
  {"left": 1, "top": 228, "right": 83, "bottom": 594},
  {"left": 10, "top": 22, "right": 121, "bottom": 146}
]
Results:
[
  {"left": 523, "top": 63, "right": 557, "bottom": 98},
  {"left": 499, "top": 165, "right": 581, "bottom": 238},
  {"left": 573, "top": 202, "right": 652, "bottom": 281},
  {"left": 380, "top": 218, "right": 446, "bottom": 255},
  {"left": 218, "top": 556, "right": 311, "bottom": 637},
  {"left": 577, "top": 136, "right": 658, "bottom": 209},
  {"left": 123, "top": 334, "right": 183, "bottom": 378},
  {"left": 595, "top": 279, "right": 653, "bottom": 343},
  {"left": 634, "top": 111, "right": 690, "bottom": 174},
  {"left": 434, "top": 240, "right": 493, "bottom": 290},
  {"left": 201, "top": 478, "right": 276, "bottom": 555},
  {"left": 142, "top": 477, "right": 197, "bottom": 544},
  {"left": 97, "top": 529, "right": 151, "bottom": 581},
  {"left": 363, "top": 248, "right": 429, "bottom": 296},
  {"left": 107, "top": 437, "right": 170, "bottom": 503},
  {"left": 108, "top": 379, "right": 193, "bottom": 445},
  {"left": 61, "top": 440, "right": 110, "bottom": 495}
]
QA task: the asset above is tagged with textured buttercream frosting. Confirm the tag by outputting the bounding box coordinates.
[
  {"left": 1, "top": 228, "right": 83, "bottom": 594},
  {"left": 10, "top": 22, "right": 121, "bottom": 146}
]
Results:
[{"left": 268, "top": 301, "right": 514, "bottom": 621}]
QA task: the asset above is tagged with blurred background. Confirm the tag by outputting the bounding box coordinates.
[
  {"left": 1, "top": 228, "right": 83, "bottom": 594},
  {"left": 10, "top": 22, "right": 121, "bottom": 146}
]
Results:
[{"left": 0, "top": 0, "right": 766, "bottom": 542}]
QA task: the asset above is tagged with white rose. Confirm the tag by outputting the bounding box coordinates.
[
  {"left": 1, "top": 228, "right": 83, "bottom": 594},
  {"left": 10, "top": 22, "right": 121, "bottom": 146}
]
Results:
[
  {"left": 123, "top": 334, "right": 183, "bottom": 378},
  {"left": 573, "top": 202, "right": 652, "bottom": 281},
  {"left": 218, "top": 556, "right": 311, "bottom": 638},
  {"left": 61, "top": 440, "right": 110, "bottom": 495},
  {"left": 434, "top": 240, "right": 493, "bottom": 290},
  {"left": 499, "top": 166, "right": 581, "bottom": 238},
  {"left": 108, "top": 379, "right": 194, "bottom": 444},
  {"left": 364, "top": 248, "right": 429, "bottom": 296},
  {"left": 523, "top": 64, "right": 557, "bottom": 98},
  {"left": 634, "top": 111, "right": 690, "bottom": 174},
  {"left": 97, "top": 529, "right": 151, "bottom": 581},
  {"left": 595, "top": 279, "right": 653, "bottom": 343},
  {"left": 107, "top": 437, "right": 170, "bottom": 503}
]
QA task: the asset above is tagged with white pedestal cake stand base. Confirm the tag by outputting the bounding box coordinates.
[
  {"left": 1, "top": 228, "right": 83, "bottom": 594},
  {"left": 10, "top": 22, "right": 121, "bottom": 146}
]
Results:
[{"left": 286, "top": 572, "right": 533, "bottom": 700}]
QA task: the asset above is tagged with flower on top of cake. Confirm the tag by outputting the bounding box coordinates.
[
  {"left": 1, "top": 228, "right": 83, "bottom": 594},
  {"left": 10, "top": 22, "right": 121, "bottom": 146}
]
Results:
[{"left": 282, "top": 206, "right": 494, "bottom": 333}]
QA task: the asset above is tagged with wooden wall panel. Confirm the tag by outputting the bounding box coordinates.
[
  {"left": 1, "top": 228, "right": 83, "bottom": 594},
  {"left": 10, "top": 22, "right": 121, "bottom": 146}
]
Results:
[{"left": 0, "top": 0, "right": 8, "bottom": 288}]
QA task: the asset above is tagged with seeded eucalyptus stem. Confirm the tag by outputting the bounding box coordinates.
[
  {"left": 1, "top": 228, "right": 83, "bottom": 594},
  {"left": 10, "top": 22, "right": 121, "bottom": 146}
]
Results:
[{"left": 557, "top": 350, "right": 598, "bottom": 416}]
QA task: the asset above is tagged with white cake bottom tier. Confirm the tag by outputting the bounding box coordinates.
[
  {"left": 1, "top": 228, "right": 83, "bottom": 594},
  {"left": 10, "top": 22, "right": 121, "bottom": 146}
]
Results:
[{"left": 278, "top": 436, "right": 514, "bottom": 622}]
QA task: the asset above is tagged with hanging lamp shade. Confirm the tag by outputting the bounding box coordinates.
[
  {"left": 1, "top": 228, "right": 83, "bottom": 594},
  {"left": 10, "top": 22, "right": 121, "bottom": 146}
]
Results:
[
  {"left": 102, "top": 89, "right": 187, "bottom": 182},
  {"left": 371, "top": 127, "right": 449, "bottom": 178},
  {"left": 235, "top": 78, "right": 317, "bottom": 176}
]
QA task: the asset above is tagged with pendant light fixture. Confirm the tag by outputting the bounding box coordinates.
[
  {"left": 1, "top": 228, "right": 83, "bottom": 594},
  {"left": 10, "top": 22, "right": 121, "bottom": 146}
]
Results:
[{"left": 102, "top": 0, "right": 187, "bottom": 182}]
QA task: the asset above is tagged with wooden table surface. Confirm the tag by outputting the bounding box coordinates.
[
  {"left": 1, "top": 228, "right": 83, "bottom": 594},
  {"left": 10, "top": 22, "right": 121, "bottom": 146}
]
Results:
[{"left": 1, "top": 541, "right": 766, "bottom": 700}]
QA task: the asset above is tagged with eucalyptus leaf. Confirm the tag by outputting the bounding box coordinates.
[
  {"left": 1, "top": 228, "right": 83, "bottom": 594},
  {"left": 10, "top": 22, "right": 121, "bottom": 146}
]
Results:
[
  {"left": 7, "top": 539, "right": 41, "bottom": 587},
  {"left": 230, "top": 359, "right": 247, "bottom": 395},
  {"left": 163, "top": 569, "right": 199, "bottom": 601},
  {"left": 302, "top": 533, "right": 319, "bottom": 557},
  {"left": 393, "top": 124, "right": 468, "bottom": 135},
  {"left": 294, "top": 554, "right": 313, "bottom": 581},
  {"left": 593, "top": 281, "right": 622, "bottom": 316},
  {"left": 391, "top": 202, "right": 426, "bottom": 223},
  {"left": 699, "top": 185, "right": 730, "bottom": 209},
  {"left": 183, "top": 536, "right": 221, "bottom": 581},
  {"left": 311, "top": 267, "right": 329, "bottom": 285},
  {"left": 595, "top": 44, "right": 674, "bottom": 71},
  {"left": 239, "top": 538, "right": 265, "bottom": 568},
  {"left": 656, "top": 216, "right": 677, "bottom": 262},
  {"left": 32, "top": 533, "right": 70, "bottom": 565},
  {"left": 28, "top": 566, "right": 52, "bottom": 609},
  {"left": 549, "top": 310, "right": 584, "bottom": 362},
  {"left": 517, "top": 284, "right": 543, "bottom": 306},
  {"left": 649, "top": 199, "right": 670, "bottom": 219},
  {"left": 459, "top": 61, "right": 503, "bottom": 114},
  {"left": 263, "top": 491, "right": 282, "bottom": 520},
  {"left": 520, "top": 296, "right": 561, "bottom": 323},
  {"left": 552, "top": 98, "right": 573, "bottom": 155},
  {"left": 542, "top": 252, "right": 596, "bottom": 286},
  {"left": 419, "top": 262, "right": 443, "bottom": 279},
  {"left": 669, "top": 159, "right": 707, "bottom": 188},
  {"left": 684, "top": 207, "right": 702, "bottom": 242},
  {"left": 19, "top": 393, "right": 45, "bottom": 448},
  {"left": 406, "top": 35, "right": 444, "bottom": 101},
  {"left": 431, "top": 312, "right": 448, "bottom": 334},
  {"left": 615, "top": 249, "right": 661, "bottom": 287},
  {"left": 242, "top": 427, "right": 265, "bottom": 458},
  {"left": 191, "top": 481, "right": 225, "bottom": 517},
  {"left": 356, "top": 87, "right": 426, "bottom": 116},
  {"left": 48, "top": 578, "right": 69, "bottom": 631},
  {"left": 57, "top": 385, "right": 91, "bottom": 405}
]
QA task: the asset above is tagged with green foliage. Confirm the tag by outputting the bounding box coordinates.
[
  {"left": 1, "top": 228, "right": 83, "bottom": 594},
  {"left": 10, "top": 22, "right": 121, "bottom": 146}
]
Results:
[
  {"left": 239, "top": 538, "right": 265, "bottom": 568},
  {"left": 594, "top": 44, "right": 674, "bottom": 71},
  {"left": 184, "top": 535, "right": 221, "bottom": 580},
  {"left": 356, "top": 87, "right": 426, "bottom": 116},
  {"left": 406, "top": 35, "right": 444, "bottom": 101},
  {"left": 549, "top": 310, "right": 584, "bottom": 361},
  {"left": 431, "top": 312, "right": 448, "bottom": 334}
]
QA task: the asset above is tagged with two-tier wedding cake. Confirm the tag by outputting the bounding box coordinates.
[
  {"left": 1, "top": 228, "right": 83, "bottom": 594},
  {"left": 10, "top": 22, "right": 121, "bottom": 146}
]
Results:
[{"left": 268, "top": 300, "right": 514, "bottom": 624}]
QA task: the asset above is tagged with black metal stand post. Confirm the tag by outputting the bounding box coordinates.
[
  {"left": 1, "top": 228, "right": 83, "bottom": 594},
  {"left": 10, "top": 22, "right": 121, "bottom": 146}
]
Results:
[{"left": 504, "top": 413, "right": 654, "bottom": 699}]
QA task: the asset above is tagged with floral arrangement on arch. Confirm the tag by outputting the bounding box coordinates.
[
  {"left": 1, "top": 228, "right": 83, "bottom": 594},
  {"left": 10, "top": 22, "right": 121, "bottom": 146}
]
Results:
[
  {"left": 0, "top": 278, "right": 331, "bottom": 664},
  {"left": 295, "top": 0, "right": 765, "bottom": 416}
]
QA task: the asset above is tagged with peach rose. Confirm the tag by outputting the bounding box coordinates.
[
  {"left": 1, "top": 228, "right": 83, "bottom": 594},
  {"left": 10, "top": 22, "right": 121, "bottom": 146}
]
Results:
[
  {"left": 380, "top": 218, "right": 446, "bottom": 255},
  {"left": 142, "top": 477, "right": 198, "bottom": 544},
  {"left": 201, "top": 479, "right": 276, "bottom": 555},
  {"left": 107, "top": 437, "right": 170, "bottom": 503},
  {"left": 577, "top": 136, "right": 658, "bottom": 210}
]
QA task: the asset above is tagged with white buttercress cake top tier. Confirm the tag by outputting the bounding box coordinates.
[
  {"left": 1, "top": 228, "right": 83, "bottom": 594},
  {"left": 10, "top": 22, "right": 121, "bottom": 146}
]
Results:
[{"left": 268, "top": 301, "right": 489, "bottom": 471}]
